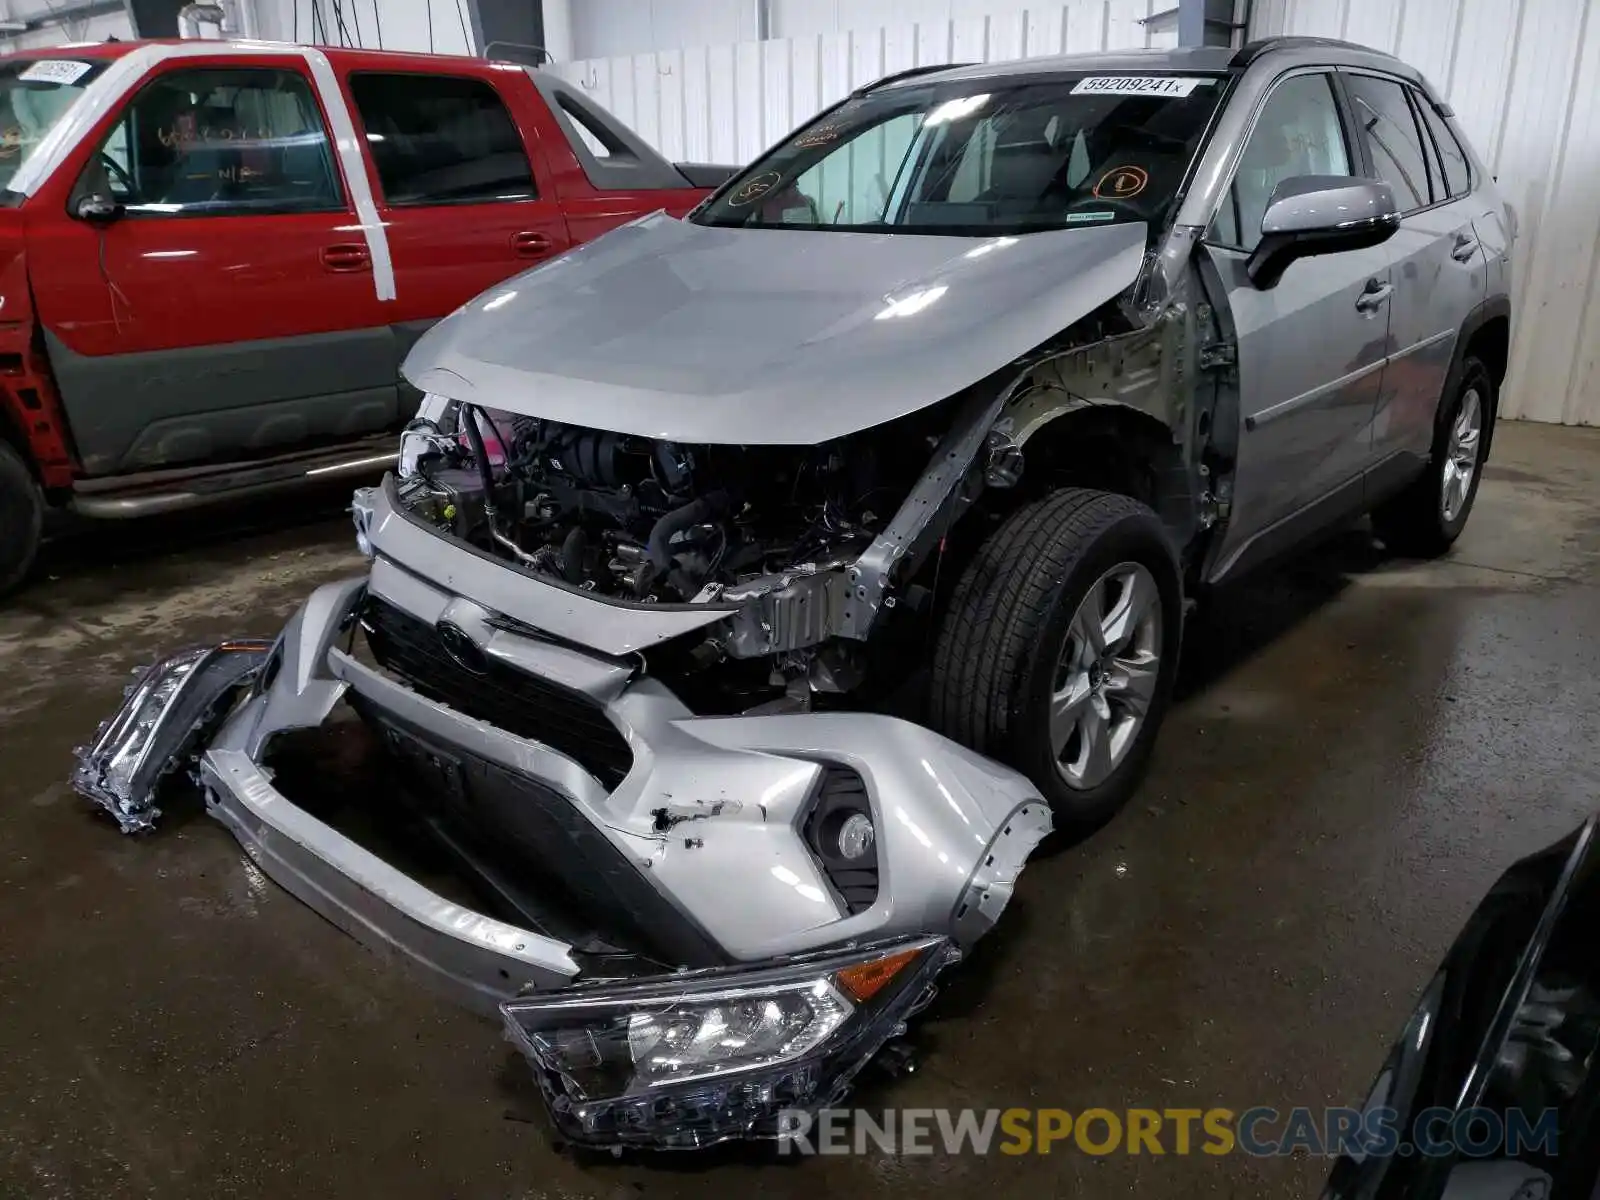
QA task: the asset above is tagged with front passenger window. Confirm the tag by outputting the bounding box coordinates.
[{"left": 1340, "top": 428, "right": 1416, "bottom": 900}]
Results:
[
  {"left": 1211, "top": 73, "right": 1352, "bottom": 251},
  {"left": 84, "top": 67, "right": 342, "bottom": 216}
]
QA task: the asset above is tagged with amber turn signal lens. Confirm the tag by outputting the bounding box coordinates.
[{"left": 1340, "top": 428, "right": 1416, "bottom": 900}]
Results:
[{"left": 833, "top": 946, "right": 921, "bottom": 1003}]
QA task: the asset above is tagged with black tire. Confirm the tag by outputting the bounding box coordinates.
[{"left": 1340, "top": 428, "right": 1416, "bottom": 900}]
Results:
[
  {"left": 0, "top": 440, "right": 41, "bottom": 597},
  {"left": 1372, "top": 356, "right": 1493, "bottom": 558},
  {"left": 929, "top": 488, "right": 1183, "bottom": 835}
]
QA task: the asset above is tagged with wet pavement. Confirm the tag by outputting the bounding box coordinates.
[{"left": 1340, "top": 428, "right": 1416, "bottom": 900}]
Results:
[{"left": 2, "top": 421, "right": 1598, "bottom": 1199}]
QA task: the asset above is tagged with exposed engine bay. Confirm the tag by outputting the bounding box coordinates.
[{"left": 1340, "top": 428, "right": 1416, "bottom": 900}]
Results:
[
  {"left": 389, "top": 397, "right": 978, "bottom": 714},
  {"left": 397, "top": 404, "right": 944, "bottom": 607}
]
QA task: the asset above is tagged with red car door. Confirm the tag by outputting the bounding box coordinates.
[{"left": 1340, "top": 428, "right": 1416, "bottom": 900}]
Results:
[
  {"left": 24, "top": 50, "right": 399, "bottom": 477},
  {"left": 339, "top": 62, "right": 573, "bottom": 350}
]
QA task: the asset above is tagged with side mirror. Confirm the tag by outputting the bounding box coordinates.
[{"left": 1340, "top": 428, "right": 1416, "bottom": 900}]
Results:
[
  {"left": 1246, "top": 176, "right": 1401, "bottom": 289},
  {"left": 74, "top": 192, "right": 123, "bottom": 223}
]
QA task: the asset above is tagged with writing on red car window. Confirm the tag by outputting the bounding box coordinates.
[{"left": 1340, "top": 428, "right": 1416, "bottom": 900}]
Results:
[{"left": 157, "top": 124, "right": 278, "bottom": 148}]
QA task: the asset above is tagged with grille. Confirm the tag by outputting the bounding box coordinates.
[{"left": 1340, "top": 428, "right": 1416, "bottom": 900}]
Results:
[{"left": 360, "top": 595, "right": 634, "bottom": 789}]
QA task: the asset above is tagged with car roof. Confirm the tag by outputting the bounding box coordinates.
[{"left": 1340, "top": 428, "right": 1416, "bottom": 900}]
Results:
[
  {"left": 0, "top": 38, "right": 508, "bottom": 70},
  {"left": 0, "top": 40, "right": 140, "bottom": 62},
  {"left": 870, "top": 37, "right": 1421, "bottom": 92}
]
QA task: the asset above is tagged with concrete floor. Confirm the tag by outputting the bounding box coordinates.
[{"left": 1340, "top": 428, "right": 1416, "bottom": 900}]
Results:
[{"left": 2, "top": 421, "right": 1599, "bottom": 1198}]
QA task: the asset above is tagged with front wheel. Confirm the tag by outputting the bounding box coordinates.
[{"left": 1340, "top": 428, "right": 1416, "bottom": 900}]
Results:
[
  {"left": 929, "top": 489, "right": 1183, "bottom": 836},
  {"left": 0, "top": 440, "right": 41, "bottom": 598}
]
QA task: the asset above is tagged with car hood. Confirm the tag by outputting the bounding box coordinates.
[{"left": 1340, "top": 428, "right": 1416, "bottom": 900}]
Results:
[{"left": 402, "top": 212, "right": 1149, "bottom": 445}]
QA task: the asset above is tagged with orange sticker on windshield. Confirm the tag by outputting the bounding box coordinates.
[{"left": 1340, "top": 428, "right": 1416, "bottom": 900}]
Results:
[
  {"left": 1093, "top": 165, "right": 1149, "bottom": 199},
  {"left": 728, "top": 170, "right": 782, "bottom": 207}
]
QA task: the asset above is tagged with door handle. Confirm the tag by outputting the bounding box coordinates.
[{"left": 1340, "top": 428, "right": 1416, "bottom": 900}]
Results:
[
  {"left": 1355, "top": 279, "right": 1393, "bottom": 314},
  {"left": 1451, "top": 233, "right": 1480, "bottom": 263},
  {"left": 320, "top": 243, "right": 371, "bottom": 272},
  {"left": 511, "top": 230, "right": 554, "bottom": 258}
]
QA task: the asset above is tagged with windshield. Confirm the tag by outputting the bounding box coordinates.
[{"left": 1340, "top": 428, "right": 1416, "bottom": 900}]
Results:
[
  {"left": 0, "top": 56, "right": 108, "bottom": 191},
  {"left": 694, "top": 73, "right": 1226, "bottom": 236}
]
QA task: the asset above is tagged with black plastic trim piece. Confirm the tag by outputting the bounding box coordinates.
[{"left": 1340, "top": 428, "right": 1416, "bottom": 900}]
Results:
[{"left": 802, "top": 764, "right": 879, "bottom": 916}]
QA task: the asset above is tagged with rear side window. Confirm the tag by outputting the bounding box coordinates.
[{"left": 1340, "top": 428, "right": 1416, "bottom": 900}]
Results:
[
  {"left": 1345, "top": 74, "right": 1432, "bottom": 211},
  {"left": 88, "top": 66, "right": 342, "bottom": 216},
  {"left": 349, "top": 73, "right": 535, "bottom": 206},
  {"left": 1414, "top": 91, "right": 1471, "bottom": 199}
]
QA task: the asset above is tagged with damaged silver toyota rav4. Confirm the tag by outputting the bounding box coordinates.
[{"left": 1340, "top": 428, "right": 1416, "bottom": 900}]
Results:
[{"left": 74, "top": 39, "right": 1513, "bottom": 1148}]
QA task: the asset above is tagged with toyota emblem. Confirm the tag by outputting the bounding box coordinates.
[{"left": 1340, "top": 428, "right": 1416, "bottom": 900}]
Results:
[{"left": 436, "top": 621, "right": 488, "bottom": 675}]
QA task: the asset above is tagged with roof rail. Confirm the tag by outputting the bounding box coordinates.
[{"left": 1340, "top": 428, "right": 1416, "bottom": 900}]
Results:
[
  {"left": 852, "top": 62, "right": 973, "bottom": 96},
  {"left": 1230, "top": 35, "right": 1379, "bottom": 68}
]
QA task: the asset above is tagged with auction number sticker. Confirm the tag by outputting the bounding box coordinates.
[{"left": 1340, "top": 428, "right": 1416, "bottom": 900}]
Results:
[
  {"left": 1071, "top": 76, "right": 1209, "bottom": 97},
  {"left": 18, "top": 59, "right": 93, "bottom": 85}
]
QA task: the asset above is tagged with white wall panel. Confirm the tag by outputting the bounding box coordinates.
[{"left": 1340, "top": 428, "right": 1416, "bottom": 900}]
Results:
[
  {"left": 572, "top": 0, "right": 757, "bottom": 60},
  {"left": 0, "top": 0, "right": 132, "bottom": 51},
  {"left": 251, "top": 0, "right": 475, "bottom": 55},
  {"left": 1253, "top": 0, "right": 1600, "bottom": 425},
  {"left": 555, "top": 2, "right": 1167, "bottom": 187}
]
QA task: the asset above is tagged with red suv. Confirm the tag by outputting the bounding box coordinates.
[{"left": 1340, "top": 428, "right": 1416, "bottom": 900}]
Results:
[{"left": 0, "top": 39, "right": 725, "bottom": 594}]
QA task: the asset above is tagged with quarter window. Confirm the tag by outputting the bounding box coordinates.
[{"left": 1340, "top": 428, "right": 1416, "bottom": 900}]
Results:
[
  {"left": 1345, "top": 74, "right": 1432, "bottom": 211},
  {"left": 86, "top": 67, "right": 341, "bottom": 216},
  {"left": 1414, "top": 91, "right": 1471, "bottom": 199},
  {"left": 349, "top": 73, "right": 535, "bottom": 206},
  {"left": 556, "top": 94, "right": 623, "bottom": 161},
  {"left": 1211, "top": 73, "right": 1352, "bottom": 251}
]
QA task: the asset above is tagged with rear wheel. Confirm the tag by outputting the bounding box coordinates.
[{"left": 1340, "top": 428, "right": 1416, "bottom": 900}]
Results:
[
  {"left": 0, "top": 440, "right": 41, "bottom": 598},
  {"left": 1373, "top": 356, "right": 1491, "bottom": 557},
  {"left": 930, "top": 488, "right": 1183, "bottom": 835}
]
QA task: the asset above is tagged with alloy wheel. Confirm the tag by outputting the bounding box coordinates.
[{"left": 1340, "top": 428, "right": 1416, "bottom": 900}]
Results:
[
  {"left": 1441, "top": 387, "right": 1483, "bottom": 523},
  {"left": 1049, "top": 561, "right": 1163, "bottom": 791}
]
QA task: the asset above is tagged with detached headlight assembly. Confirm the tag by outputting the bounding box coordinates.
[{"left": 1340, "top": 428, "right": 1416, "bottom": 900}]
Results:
[
  {"left": 501, "top": 934, "right": 956, "bottom": 1149},
  {"left": 72, "top": 641, "right": 274, "bottom": 833}
]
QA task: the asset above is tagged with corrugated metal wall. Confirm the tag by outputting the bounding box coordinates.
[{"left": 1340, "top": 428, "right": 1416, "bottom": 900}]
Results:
[
  {"left": 1252, "top": 0, "right": 1600, "bottom": 424},
  {"left": 0, "top": 2, "right": 133, "bottom": 51},
  {"left": 551, "top": 2, "right": 1178, "bottom": 168},
  {"left": 558, "top": 0, "right": 1600, "bottom": 425}
]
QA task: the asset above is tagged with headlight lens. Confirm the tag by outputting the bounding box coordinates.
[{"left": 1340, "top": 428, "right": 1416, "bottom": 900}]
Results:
[
  {"left": 624, "top": 981, "right": 850, "bottom": 1087},
  {"left": 72, "top": 641, "right": 273, "bottom": 833},
  {"left": 100, "top": 649, "right": 209, "bottom": 803},
  {"left": 502, "top": 935, "right": 956, "bottom": 1148},
  {"left": 533, "top": 977, "right": 851, "bottom": 1100}
]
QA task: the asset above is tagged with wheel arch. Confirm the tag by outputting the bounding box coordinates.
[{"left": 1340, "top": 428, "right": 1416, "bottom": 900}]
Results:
[
  {"left": 1009, "top": 402, "right": 1196, "bottom": 552},
  {"left": 1450, "top": 297, "right": 1510, "bottom": 458}
]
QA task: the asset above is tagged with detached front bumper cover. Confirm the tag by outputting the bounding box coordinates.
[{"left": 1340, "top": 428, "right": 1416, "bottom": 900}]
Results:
[
  {"left": 65, "top": 586, "right": 1036, "bottom": 1150},
  {"left": 502, "top": 934, "right": 958, "bottom": 1150},
  {"left": 72, "top": 640, "right": 275, "bottom": 833}
]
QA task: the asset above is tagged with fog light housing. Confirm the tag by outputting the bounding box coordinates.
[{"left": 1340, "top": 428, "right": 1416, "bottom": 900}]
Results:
[
  {"left": 802, "top": 764, "right": 879, "bottom": 914},
  {"left": 501, "top": 934, "right": 956, "bottom": 1149},
  {"left": 837, "top": 812, "right": 874, "bottom": 860}
]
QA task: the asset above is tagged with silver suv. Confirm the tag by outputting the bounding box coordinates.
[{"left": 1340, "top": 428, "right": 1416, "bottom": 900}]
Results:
[{"left": 76, "top": 38, "right": 1513, "bottom": 1149}]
